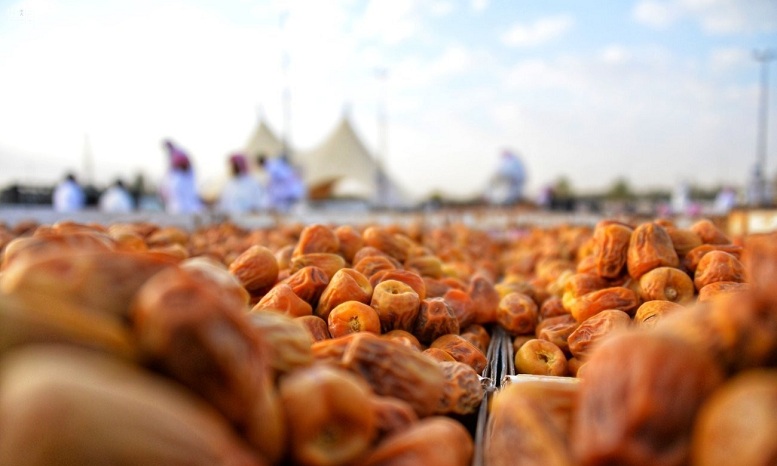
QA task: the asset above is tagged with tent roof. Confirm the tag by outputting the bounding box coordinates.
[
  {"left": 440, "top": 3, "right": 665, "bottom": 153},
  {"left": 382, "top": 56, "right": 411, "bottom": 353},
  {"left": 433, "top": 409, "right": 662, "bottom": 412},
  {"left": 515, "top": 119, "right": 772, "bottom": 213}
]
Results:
[
  {"left": 296, "top": 117, "right": 382, "bottom": 199},
  {"left": 244, "top": 119, "right": 284, "bottom": 160}
]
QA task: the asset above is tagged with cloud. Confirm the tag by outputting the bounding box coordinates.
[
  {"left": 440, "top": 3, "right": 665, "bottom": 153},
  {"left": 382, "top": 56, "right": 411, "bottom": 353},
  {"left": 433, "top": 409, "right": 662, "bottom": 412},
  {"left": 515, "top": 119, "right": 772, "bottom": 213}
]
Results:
[
  {"left": 633, "top": 0, "right": 777, "bottom": 34},
  {"left": 599, "top": 45, "right": 631, "bottom": 64},
  {"left": 632, "top": 0, "right": 681, "bottom": 28},
  {"left": 356, "top": 0, "right": 423, "bottom": 45},
  {"left": 430, "top": 0, "right": 454, "bottom": 16},
  {"left": 471, "top": 0, "right": 488, "bottom": 12},
  {"left": 709, "top": 46, "right": 751, "bottom": 72},
  {"left": 501, "top": 15, "right": 574, "bottom": 47}
]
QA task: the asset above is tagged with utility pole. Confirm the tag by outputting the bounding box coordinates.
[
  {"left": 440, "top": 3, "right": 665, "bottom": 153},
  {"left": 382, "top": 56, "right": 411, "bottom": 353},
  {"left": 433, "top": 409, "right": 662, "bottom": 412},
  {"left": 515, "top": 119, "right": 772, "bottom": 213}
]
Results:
[
  {"left": 280, "top": 9, "right": 292, "bottom": 160},
  {"left": 375, "top": 67, "right": 388, "bottom": 208},
  {"left": 751, "top": 48, "right": 775, "bottom": 206}
]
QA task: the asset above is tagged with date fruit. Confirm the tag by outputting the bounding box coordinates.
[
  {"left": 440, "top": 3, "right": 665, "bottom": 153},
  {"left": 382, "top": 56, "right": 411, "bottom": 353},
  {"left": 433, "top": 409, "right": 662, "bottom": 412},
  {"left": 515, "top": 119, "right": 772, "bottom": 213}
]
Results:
[
  {"left": 638, "top": 266, "right": 695, "bottom": 304},
  {"left": 514, "top": 338, "right": 567, "bottom": 376},
  {"left": 412, "top": 297, "right": 460, "bottom": 344},
  {"left": 626, "top": 222, "right": 679, "bottom": 279},
  {"left": 359, "top": 416, "right": 473, "bottom": 466},
  {"left": 693, "top": 250, "right": 745, "bottom": 290},
  {"left": 567, "top": 309, "right": 630, "bottom": 361},
  {"left": 571, "top": 331, "right": 723, "bottom": 466},
  {"left": 251, "top": 283, "right": 313, "bottom": 317},
  {"left": 327, "top": 301, "right": 381, "bottom": 338},
  {"left": 228, "top": 245, "right": 279, "bottom": 296},
  {"left": 431, "top": 334, "right": 488, "bottom": 374},
  {"left": 280, "top": 364, "right": 376, "bottom": 466},
  {"left": 592, "top": 221, "right": 633, "bottom": 279},
  {"left": 370, "top": 279, "right": 421, "bottom": 333},
  {"left": 691, "top": 369, "right": 777, "bottom": 466},
  {"left": 497, "top": 292, "right": 539, "bottom": 335},
  {"left": 315, "top": 268, "right": 372, "bottom": 320}
]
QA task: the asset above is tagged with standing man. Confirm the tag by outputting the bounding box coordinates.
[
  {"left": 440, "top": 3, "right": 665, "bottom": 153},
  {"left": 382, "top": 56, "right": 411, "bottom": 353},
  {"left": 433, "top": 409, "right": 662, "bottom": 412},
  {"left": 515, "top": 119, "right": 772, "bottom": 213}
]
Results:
[
  {"left": 159, "top": 140, "right": 203, "bottom": 214},
  {"left": 52, "top": 172, "right": 86, "bottom": 212},
  {"left": 217, "top": 153, "right": 264, "bottom": 215}
]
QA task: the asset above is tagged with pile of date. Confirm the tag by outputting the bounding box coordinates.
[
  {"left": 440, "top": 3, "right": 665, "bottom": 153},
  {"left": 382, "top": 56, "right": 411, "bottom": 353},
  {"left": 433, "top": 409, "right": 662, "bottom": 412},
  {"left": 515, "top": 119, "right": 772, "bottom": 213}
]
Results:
[{"left": 0, "top": 216, "right": 774, "bottom": 466}]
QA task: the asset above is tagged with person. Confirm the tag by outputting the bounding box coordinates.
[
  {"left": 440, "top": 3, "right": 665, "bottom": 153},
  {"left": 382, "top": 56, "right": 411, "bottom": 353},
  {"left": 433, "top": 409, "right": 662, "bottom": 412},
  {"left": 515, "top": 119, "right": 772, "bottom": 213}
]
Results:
[
  {"left": 159, "top": 140, "right": 203, "bottom": 214},
  {"left": 99, "top": 179, "right": 135, "bottom": 213},
  {"left": 489, "top": 150, "right": 526, "bottom": 205},
  {"left": 713, "top": 186, "right": 737, "bottom": 215},
  {"left": 260, "top": 153, "right": 305, "bottom": 213},
  {"left": 217, "top": 153, "right": 264, "bottom": 215},
  {"left": 671, "top": 180, "right": 691, "bottom": 216},
  {"left": 52, "top": 172, "right": 86, "bottom": 212}
]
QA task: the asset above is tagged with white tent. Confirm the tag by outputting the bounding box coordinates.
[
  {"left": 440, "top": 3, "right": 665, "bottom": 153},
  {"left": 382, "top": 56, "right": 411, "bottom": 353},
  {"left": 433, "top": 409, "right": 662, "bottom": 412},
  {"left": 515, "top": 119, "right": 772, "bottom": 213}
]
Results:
[
  {"left": 296, "top": 116, "right": 392, "bottom": 202},
  {"left": 243, "top": 118, "right": 284, "bottom": 160}
]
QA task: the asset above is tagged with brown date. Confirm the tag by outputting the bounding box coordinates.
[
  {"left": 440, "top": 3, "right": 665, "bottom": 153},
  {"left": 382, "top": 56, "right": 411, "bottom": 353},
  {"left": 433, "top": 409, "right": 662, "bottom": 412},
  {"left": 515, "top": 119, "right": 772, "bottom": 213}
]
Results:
[
  {"left": 251, "top": 283, "right": 313, "bottom": 317},
  {"left": 443, "top": 288, "right": 476, "bottom": 328},
  {"left": 368, "top": 394, "right": 418, "bottom": 440},
  {"left": 327, "top": 300, "right": 381, "bottom": 338},
  {"left": 497, "top": 291, "right": 539, "bottom": 336},
  {"left": 0, "top": 249, "right": 176, "bottom": 324},
  {"left": 362, "top": 225, "right": 409, "bottom": 262},
  {"left": 359, "top": 417, "right": 473, "bottom": 466},
  {"left": 431, "top": 334, "right": 488, "bottom": 374},
  {"left": 369, "top": 268, "right": 426, "bottom": 300},
  {"left": 626, "top": 222, "right": 679, "bottom": 279},
  {"left": 381, "top": 329, "right": 423, "bottom": 351},
  {"left": 412, "top": 297, "right": 460, "bottom": 345},
  {"left": 691, "top": 370, "right": 777, "bottom": 466},
  {"left": 248, "top": 311, "right": 313, "bottom": 377},
  {"left": 567, "top": 309, "right": 630, "bottom": 361},
  {"left": 227, "top": 245, "right": 279, "bottom": 296},
  {"left": 289, "top": 253, "right": 345, "bottom": 281},
  {"left": 571, "top": 331, "right": 723, "bottom": 466},
  {"left": 0, "top": 345, "right": 264, "bottom": 466},
  {"left": 689, "top": 218, "right": 731, "bottom": 245},
  {"left": 514, "top": 338, "right": 567, "bottom": 376},
  {"left": 681, "top": 243, "right": 743, "bottom": 274},
  {"left": 664, "top": 226, "right": 703, "bottom": 256},
  {"left": 423, "top": 347, "right": 457, "bottom": 362},
  {"left": 486, "top": 379, "right": 578, "bottom": 466},
  {"left": 311, "top": 333, "right": 445, "bottom": 417},
  {"left": 435, "top": 360, "right": 484, "bottom": 415},
  {"left": 638, "top": 266, "right": 695, "bottom": 304},
  {"left": 536, "top": 314, "right": 578, "bottom": 356},
  {"left": 354, "top": 254, "right": 397, "bottom": 279},
  {"left": 568, "top": 286, "right": 638, "bottom": 322},
  {"left": 291, "top": 223, "right": 339, "bottom": 258},
  {"left": 540, "top": 296, "right": 570, "bottom": 320},
  {"left": 295, "top": 315, "right": 331, "bottom": 342},
  {"left": 468, "top": 273, "right": 501, "bottom": 324},
  {"left": 131, "top": 266, "right": 285, "bottom": 462},
  {"left": 460, "top": 323, "right": 491, "bottom": 354},
  {"left": 280, "top": 364, "right": 376, "bottom": 466},
  {"left": 278, "top": 265, "right": 330, "bottom": 307},
  {"left": 693, "top": 250, "right": 745, "bottom": 290},
  {"left": 697, "top": 281, "right": 749, "bottom": 303},
  {"left": 592, "top": 221, "right": 633, "bottom": 279},
  {"left": 370, "top": 279, "right": 420, "bottom": 333},
  {"left": 334, "top": 224, "right": 364, "bottom": 264},
  {"left": 315, "top": 268, "right": 372, "bottom": 320},
  {"left": 633, "top": 300, "right": 685, "bottom": 328}
]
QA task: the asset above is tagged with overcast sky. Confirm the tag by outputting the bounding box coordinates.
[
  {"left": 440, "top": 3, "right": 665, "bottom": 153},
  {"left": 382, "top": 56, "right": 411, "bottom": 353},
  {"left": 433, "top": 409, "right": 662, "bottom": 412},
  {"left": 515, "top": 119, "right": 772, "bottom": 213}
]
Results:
[{"left": 1, "top": 0, "right": 776, "bottom": 201}]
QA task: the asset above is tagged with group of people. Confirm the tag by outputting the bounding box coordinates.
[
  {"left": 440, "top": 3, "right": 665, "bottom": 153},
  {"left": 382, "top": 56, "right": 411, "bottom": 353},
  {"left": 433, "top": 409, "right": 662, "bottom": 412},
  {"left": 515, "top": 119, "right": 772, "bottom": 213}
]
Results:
[
  {"left": 51, "top": 140, "right": 305, "bottom": 216},
  {"left": 159, "top": 139, "right": 305, "bottom": 215},
  {"left": 52, "top": 173, "right": 134, "bottom": 213}
]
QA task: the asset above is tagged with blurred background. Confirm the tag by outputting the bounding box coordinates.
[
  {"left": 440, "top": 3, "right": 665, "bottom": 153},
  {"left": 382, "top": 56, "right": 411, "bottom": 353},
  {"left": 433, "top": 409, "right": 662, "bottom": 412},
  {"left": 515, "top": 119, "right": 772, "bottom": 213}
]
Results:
[{"left": 0, "top": 0, "right": 775, "bottom": 219}]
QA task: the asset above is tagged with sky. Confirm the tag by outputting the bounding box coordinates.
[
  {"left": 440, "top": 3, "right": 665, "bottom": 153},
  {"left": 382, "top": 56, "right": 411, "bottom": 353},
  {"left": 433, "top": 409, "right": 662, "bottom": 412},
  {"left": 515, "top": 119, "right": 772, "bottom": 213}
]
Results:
[{"left": 0, "top": 0, "right": 776, "bottom": 202}]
